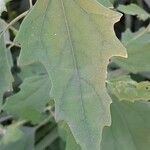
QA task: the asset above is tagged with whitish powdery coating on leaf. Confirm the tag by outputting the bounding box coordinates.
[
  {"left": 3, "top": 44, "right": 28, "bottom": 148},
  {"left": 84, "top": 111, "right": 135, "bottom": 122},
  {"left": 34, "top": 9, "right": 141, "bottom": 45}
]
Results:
[{"left": 15, "top": 0, "right": 127, "bottom": 149}]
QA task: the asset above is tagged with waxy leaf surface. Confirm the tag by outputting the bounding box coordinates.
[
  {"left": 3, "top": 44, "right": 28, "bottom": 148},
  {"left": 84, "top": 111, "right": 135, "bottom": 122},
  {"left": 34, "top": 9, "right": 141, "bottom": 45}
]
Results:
[{"left": 15, "top": 0, "right": 126, "bottom": 149}]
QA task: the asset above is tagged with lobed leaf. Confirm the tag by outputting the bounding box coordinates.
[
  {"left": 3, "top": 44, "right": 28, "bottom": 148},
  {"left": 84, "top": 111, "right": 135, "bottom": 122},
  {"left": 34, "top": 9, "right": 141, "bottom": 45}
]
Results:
[{"left": 15, "top": 0, "right": 127, "bottom": 149}]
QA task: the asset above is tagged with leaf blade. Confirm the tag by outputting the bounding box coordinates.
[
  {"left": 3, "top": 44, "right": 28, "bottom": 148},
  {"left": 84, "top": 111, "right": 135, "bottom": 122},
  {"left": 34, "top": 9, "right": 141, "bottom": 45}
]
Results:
[{"left": 15, "top": 0, "right": 127, "bottom": 149}]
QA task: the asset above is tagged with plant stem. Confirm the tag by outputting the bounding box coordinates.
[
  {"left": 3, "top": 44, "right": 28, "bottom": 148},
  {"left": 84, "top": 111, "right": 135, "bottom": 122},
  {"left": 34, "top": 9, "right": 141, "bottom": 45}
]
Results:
[
  {"left": 35, "top": 128, "right": 58, "bottom": 150},
  {"left": 0, "top": 11, "right": 29, "bottom": 38},
  {"left": 0, "top": 115, "right": 13, "bottom": 124},
  {"left": 7, "top": 42, "right": 21, "bottom": 49},
  {"left": 29, "top": 0, "right": 33, "bottom": 8}
]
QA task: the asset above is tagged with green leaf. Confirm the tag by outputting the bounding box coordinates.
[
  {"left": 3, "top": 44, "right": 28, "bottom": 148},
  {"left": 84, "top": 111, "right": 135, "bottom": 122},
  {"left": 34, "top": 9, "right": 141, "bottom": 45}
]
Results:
[
  {"left": 19, "top": 62, "right": 48, "bottom": 80},
  {"left": 107, "top": 75, "right": 150, "bottom": 102},
  {"left": 3, "top": 63, "right": 51, "bottom": 124},
  {"left": 0, "top": 20, "right": 12, "bottom": 108},
  {"left": 113, "top": 26, "right": 150, "bottom": 73},
  {"left": 59, "top": 122, "right": 81, "bottom": 150},
  {"left": 15, "top": 0, "right": 126, "bottom": 149},
  {"left": 0, "top": 123, "right": 35, "bottom": 150},
  {"left": 65, "top": 131, "right": 81, "bottom": 150},
  {"left": 101, "top": 98, "right": 150, "bottom": 150},
  {"left": 121, "top": 28, "right": 144, "bottom": 46},
  {"left": 62, "top": 98, "right": 150, "bottom": 150},
  {"left": 117, "top": 4, "right": 150, "bottom": 20},
  {"left": 97, "top": 0, "right": 113, "bottom": 8}
]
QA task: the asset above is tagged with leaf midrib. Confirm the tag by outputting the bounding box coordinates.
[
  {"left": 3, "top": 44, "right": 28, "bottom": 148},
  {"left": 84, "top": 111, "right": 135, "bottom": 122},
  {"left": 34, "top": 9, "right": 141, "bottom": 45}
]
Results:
[
  {"left": 59, "top": 0, "right": 86, "bottom": 117},
  {"left": 59, "top": 0, "right": 93, "bottom": 146}
]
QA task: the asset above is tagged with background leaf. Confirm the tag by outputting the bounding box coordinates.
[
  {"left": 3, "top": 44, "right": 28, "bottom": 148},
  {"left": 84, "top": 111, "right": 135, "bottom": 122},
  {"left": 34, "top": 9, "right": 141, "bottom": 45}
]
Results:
[
  {"left": 117, "top": 3, "right": 150, "bottom": 21},
  {"left": 3, "top": 63, "right": 51, "bottom": 124},
  {"left": 113, "top": 26, "right": 150, "bottom": 73},
  {"left": 101, "top": 98, "right": 150, "bottom": 150},
  {"left": 0, "top": 123, "right": 35, "bottom": 150},
  {"left": 58, "top": 122, "right": 81, "bottom": 150},
  {"left": 107, "top": 75, "right": 150, "bottom": 102}
]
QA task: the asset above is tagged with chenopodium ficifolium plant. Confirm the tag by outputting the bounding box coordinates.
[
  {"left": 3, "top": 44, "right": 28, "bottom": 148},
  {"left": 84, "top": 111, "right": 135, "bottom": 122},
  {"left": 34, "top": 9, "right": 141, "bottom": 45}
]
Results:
[
  {"left": 14, "top": 0, "right": 127, "bottom": 149},
  {"left": 0, "top": 0, "right": 150, "bottom": 149}
]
